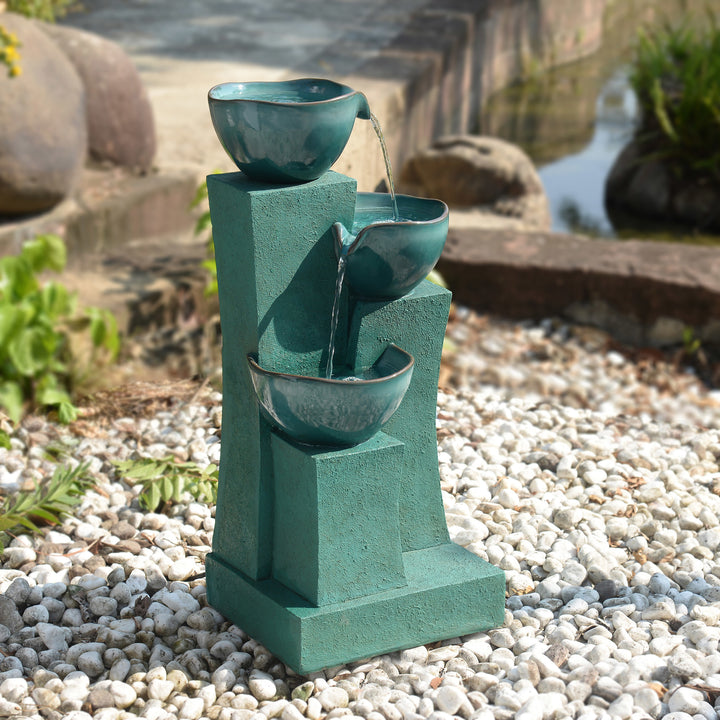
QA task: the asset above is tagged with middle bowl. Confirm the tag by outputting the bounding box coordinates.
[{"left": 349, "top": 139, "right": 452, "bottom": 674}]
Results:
[
  {"left": 332, "top": 192, "right": 449, "bottom": 300},
  {"left": 247, "top": 344, "right": 414, "bottom": 447}
]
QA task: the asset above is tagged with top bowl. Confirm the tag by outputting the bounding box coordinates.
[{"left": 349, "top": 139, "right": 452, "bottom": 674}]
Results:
[{"left": 208, "top": 78, "right": 370, "bottom": 184}]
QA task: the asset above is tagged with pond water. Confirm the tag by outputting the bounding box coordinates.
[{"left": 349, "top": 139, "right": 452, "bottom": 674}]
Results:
[
  {"left": 537, "top": 67, "right": 637, "bottom": 237},
  {"left": 479, "top": 1, "right": 720, "bottom": 243}
]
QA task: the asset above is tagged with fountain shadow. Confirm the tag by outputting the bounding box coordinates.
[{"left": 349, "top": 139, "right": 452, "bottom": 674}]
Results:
[{"left": 256, "top": 231, "right": 350, "bottom": 377}]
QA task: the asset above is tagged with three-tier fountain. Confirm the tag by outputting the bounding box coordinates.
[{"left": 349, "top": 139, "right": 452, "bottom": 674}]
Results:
[{"left": 204, "top": 78, "right": 504, "bottom": 673}]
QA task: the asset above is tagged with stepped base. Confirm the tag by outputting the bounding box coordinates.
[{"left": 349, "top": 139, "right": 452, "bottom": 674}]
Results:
[{"left": 206, "top": 542, "right": 505, "bottom": 674}]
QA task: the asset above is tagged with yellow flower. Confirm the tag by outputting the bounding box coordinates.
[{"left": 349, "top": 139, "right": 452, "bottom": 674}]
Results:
[
  {"left": 9, "top": 64, "right": 21, "bottom": 77},
  {"left": 3, "top": 46, "right": 18, "bottom": 63}
]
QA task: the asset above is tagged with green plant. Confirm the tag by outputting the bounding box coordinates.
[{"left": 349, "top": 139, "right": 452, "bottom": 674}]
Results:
[
  {"left": 0, "top": 462, "right": 93, "bottom": 551},
  {"left": 113, "top": 456, "right": 218, "bottom": 512},
  {"left": 7, "top": 0, "right": 75, "bottom": 22},
  {"left": 630, "top": 15, "right": 720, "bottom": 175},
  {"left": 0, "top": 234, "right": 120, "bottom": 424},
  {"left": 682, "top": 326, "right": 702, "bottom": 356},
  {"left": 191, "top": 179, "right": 218, "bottom": 297},
  {"left": 0, "top": 23, "right": 21, "bottom": 77}
]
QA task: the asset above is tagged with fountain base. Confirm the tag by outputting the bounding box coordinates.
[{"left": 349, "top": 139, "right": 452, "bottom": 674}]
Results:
[{"left": 206, "top": 540, "right": 505, "bottom": 674}]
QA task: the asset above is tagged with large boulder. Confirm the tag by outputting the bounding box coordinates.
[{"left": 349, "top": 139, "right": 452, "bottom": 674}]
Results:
[
  {"left": 398, "top": 135, "right": 551, "bottom": 231},
  {"left": 39, "top": 22, "right": 156, "bottom": 173},
  {"left": 0, "top": 12, "right": 86, "bottom": 215},
  {"left": 606, "top": 139, "right": 720, "bottom": 232}
]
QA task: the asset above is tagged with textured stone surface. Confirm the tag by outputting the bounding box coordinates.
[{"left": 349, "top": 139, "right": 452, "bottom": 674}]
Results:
[
  {"left": 207, "top": 171, "right": 357, "bottom": 581},
  {"left": 206, "top": 170, "right": 504, "bottom": 672},
  {"left": 438, "top": 226, "right": 720, "bottom": 347},
  {"left": 40, "top": 22, "right": 155, "bottom": 173},
  {"left": 0, "top": 12, "right": 85, "bottom": 215},
  {"left": 398, "top": 136, "right": 550, "bottom": 230}
]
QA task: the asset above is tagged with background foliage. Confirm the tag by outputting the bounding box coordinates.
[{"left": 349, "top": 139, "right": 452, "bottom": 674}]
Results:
[
  {"left": 630, "top": 16, "right": 720, "bottom": 175},
  {"left": 0, "top": 234, "right": 119, "bottom": 424}
]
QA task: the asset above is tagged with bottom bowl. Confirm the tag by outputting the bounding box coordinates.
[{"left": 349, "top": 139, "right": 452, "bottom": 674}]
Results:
[{"left": 247, "top": 344, "right": 414, "bottom": 446}]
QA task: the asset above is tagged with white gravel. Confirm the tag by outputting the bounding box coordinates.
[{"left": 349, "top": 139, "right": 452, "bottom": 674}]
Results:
[{"left": 2, "top": 311, "right": 720, "bottom": 720}]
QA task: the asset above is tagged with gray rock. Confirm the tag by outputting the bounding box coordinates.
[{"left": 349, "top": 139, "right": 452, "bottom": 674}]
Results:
[
  {"left": 0, "top": 12, "right": 86, "bottom": 214},
  {"left": 77, "top": 650, "right": 106, "bottom": 678},
  {"left": 22, "top": 604, "right": 49, "bottom": 625},
  {"left": 398, "top": 135, "right": 550, "bottom": 230},
  {"left": 0, "top": 596, "right": 23, "bottom": 633},
  {"left": 39, "top": 22, "right": 155, "bottom": 173}
]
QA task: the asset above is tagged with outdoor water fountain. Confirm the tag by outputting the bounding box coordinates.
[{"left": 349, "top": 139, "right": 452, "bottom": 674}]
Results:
[{"left": 204, "top": 78, "right": 504, "bottom": 673}]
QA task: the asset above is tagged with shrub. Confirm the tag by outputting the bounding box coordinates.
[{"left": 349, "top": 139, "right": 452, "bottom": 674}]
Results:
[
  {"left": 630, "top": 16, "right": 720, "bottom": 175},
  {"left": 6, "top": 0, "right": 75, "bottom": 22},
  {"left": 0, "top": 234, "right": 119, "bottom": 423}
]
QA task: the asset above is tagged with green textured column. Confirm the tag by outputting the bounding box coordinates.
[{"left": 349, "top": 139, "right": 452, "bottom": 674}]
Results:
[
  {"left": 348, "top": 281, "right": 452, "bottom": 552},
  {"left": 207, "top": 171, "right": 356, "bottom": 580},
  {"left": 272, "top": 432, "right": 407, "bottom": 606}
]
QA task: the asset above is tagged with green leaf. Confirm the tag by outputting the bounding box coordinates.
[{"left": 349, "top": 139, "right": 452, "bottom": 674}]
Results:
[
  {"left": 21, "top": 234, "right": 66, "bottom": 273},
  {"left": 0, "top": 430, "right": 10, "bottom": 450},
  {"left": 57, "top": 401, "right": 78, "bottom": 424},
  {"left": 160, "top": 475, "right": 174, "bottom": 502},
  {"left": 0, "top": 256, "right": 37, "bottom": 301},
  {"left": 40, "top": 282, "right": 74, "bottom": 318},
  {"left": 141, "top": 483, "right": 162, "bottom": 512},
  {"left": 0, "top": 305, "right": 25, "bottom": 349},
  {"left": 36, "top": 374, "right": 71, "bottom": 407},
  {"left": 7, "top": 328, "right": 53, "bottom": 376},
  {"left": 0, "top": 381, "right": 23, "bottom": 423},
  {"left": 117, "top": 460, "right": 167, "bottom": 481}
]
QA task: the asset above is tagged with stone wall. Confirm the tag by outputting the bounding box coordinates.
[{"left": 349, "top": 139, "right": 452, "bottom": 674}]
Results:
[{"left": 338, "top": 0, "right": 609, "bottom": 190}]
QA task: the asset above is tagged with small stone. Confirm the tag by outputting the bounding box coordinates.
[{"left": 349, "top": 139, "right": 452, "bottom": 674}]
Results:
[
  {"left": 606, "top": 693, "right": 634, "bottom": 719},
  {"left": 667, "top": 652, "right": 703, "bottom": 680},
  {"left": 168, "top": 557, "right": 200, "bottom": 582},
  {"left": 109, "top": 659, "right": 131, "bottom": 682},
  {"left": 179, "top": 696, "right": 205, "bottom": 720},
  {"left": 77, "top": 651, "right": 105, "bottom": 678},
  {"left": 291, "top": 682, "right": 315, "bottom": 702},
  {"left": 89, "top": 596, "right": 118, "bottom": 618},
  {"left": 648, "top": 573, "right": 672, "bottom": 595},
  {"left": 317, "top": 687, "right": 349, "bottom": 711},
  {"left": 545, "top": 645, "right": 569, "bottom": 668},
  {"left": 249, "top": 672, "right": 277, "bottom": 701},
  {"left": 667, "top": 687, "right": 704, "bottom": 715},
  {"left": 0, "top": 677, "right": 28, "bottom": 703},
  {"left": 434, "top": 686, "right": 465, "bottom": 715},
  {"left": 282, "top": 703, "right": 307, "bottom": 720},
  {"left": 22, "top": 604, "right": 49, "bottom": 625},
  {"left": 147, "top": 678, "right": 175, "bottom": 701},
  {"left": 88, "top": 687, "right": 115, "bottom": 710},
  {"left": 36, "top": 622, "right": 71, "bottom": 651}
]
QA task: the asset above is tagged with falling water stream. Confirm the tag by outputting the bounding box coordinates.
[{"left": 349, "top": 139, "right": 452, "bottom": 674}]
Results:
[
  {"left": 370, "top": 112, "right": 399, "bottom": 222},
  {"left": 325, "top": 112, "right": 399, "bottom": 379},
  {"left": 325, "top": 248, "right": 349, "bottom": 379}
]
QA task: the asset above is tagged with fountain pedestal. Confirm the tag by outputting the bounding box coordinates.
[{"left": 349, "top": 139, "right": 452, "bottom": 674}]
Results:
[{"left": 206, "top": 170, "right": 505, "bottom": 673}]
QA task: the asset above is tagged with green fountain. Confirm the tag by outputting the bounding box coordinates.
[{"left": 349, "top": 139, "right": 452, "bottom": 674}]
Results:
[{"left": 204, "top": 78, "right": 504, "bottom": 674}]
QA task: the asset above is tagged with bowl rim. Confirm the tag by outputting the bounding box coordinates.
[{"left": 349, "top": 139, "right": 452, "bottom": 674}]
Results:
[
  {"left": 208, "top": 78, "right": 360, "bottom": 107},
  {"left": 247, "top": 343, "right": 414, "bottom": 385},
  {"left": 353, "top": 192, "right": 449, "bottom": 228}
]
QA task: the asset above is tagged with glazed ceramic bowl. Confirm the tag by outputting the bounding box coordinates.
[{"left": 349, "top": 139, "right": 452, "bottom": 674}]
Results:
[
  {"left": 247, "top": 344, "right": 413, "bottom": 446},
  {"left": 208, "top": 78, "right": 371, "bottom": 184},
  {"left": 332, "top": 192, "right": 449, "bottom": 299}
]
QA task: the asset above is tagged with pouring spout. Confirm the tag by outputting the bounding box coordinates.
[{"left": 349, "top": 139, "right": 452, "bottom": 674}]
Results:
[
  {"left": 332, "top": 222, "right": 356, "bottom": 258},
  {"left": 355, "top": 92, "right": 371, "bottom": 121}
]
